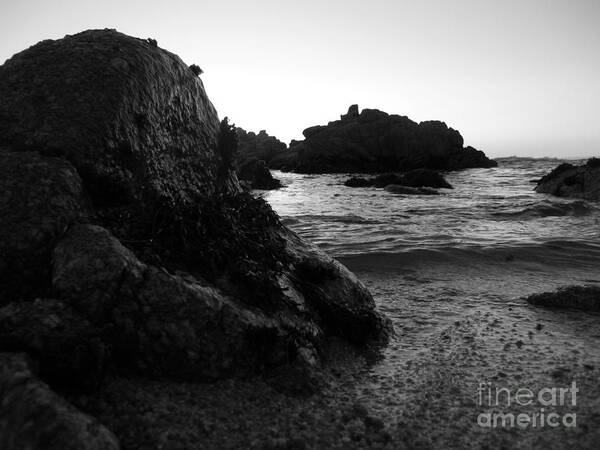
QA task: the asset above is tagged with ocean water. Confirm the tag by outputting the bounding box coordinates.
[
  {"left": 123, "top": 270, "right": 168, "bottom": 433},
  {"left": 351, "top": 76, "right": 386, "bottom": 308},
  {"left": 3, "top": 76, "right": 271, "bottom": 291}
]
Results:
[
  {"left": 264, "top": 157, "right": 600, "bottom": 262},
  {"left": 260, "top": 157, "right": 600, "bottom": 446},
  {"left": 262, "top": 156, "right": 600, "bottom": 322},
  {"left": 262, "top": 157, "right": 600, "bottom": 330}
]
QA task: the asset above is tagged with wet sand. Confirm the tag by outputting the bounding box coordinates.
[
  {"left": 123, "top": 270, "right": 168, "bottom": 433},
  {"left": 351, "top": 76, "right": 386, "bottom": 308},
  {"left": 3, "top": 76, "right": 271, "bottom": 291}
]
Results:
[{"left": 72, "top": 256, "right": 600, "bottom": 449}]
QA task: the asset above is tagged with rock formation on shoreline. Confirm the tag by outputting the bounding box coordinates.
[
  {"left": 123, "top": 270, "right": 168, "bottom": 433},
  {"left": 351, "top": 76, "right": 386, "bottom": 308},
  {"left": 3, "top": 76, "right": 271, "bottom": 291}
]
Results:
[
  {"left": 271, "top": 104, "right": 497, "bottom": 173},
  {"left": 233, "top": 128, "right": 296, "bottom": 170},
  {"left": 0, "top": 30, "right": 389, "bottom": 448},
  {"left": 535, "top": 158, "right": 600, "bottom": 201},
  {"left": 235, "top": 128, "right": 288, "bottom": 166},
  {"left": 234, "top": 128, "right": 286, "bottom": 189}
]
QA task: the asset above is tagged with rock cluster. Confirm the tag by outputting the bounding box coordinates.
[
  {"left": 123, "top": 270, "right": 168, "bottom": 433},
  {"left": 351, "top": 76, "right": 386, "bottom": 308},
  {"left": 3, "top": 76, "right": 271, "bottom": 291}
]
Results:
[
  {"left": 0, "top": 30, "right": 389, "bottom": 448},
  {"left": 344, "top": 169, "right": 453, "bottom": 193},
  {"left": 235, "top": 128, "right": 288, "bottom": 166},
  {"left": 276, "top": 104, "right": 497, "bottom": 173},
  {"left": 535, "top": 158, "right": 600, "bottom": 201}
]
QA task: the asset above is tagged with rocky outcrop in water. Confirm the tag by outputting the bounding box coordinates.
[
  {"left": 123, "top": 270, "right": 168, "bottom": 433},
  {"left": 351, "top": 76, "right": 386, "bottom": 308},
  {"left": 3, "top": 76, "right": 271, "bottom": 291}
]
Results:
[
  {"left": 344, "top": 169, "right": 453, "bottom": 190},
  {"left": 535, "top": 158, "right": 600, "bottom": 201},
  {"left": 0, "top": 29, "right": 389, "bottom": 447},
  {"left": 526, "top": 286, "right": 600, "bottom": 311},
  {"left": 384, "top": 185, "right": 439, "bottom": 195},
  {"left": 279, "top": 105, "right": 496, "bottom": 173}
]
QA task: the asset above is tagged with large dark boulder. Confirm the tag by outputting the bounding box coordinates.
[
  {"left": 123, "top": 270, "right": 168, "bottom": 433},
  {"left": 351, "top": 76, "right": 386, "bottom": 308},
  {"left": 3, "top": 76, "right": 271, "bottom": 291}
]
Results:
[
  {"left": 0, "top": 30, "right": 389, "bottom": 442},
  {"left": 51, "top": 224, "right": 320, "bottom": 380},
  {"left": 285, "top": 105, "right": 497, "bottom": 173},
  {"left": 51, "top": 220, "right": 389, "bottom": 382},
  {"left": 535, "top": 158, "right": 600, "bottom": 201}
]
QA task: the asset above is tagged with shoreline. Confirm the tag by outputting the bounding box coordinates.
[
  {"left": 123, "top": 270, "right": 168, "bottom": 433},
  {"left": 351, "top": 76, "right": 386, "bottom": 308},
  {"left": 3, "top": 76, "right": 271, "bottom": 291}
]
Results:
[{"left": 66, "top": 264, "right": 600, "bottom": 449}]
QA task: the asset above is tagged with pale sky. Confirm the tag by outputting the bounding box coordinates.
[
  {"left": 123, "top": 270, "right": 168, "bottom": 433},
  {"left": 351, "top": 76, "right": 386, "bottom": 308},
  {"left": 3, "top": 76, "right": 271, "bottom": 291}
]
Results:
[{"left": 1, "top": 0, "right": 599, "bottom": 157}]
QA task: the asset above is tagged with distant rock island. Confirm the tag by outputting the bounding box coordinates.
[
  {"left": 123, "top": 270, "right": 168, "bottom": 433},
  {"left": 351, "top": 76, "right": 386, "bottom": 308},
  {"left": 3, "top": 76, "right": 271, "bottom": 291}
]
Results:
[
  {"left": 250, "top": 104, "right": 496, "bottom": 173},
  {"left": 535, "top": 158, "right": 600, "bottom": 201}
]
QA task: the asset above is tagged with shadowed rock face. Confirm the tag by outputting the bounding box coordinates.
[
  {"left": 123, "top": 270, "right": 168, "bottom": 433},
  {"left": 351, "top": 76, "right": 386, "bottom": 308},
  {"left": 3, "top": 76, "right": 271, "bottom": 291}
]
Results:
[
  {"left": 51, "top": 224, "right": 321, "bottom": 381},
  {"left": 0, "top": 300, "right": 108, "bottom": 390},
  {"left": 535, "top": 158, "right": 600, "bottom": 201},
  {"left": 0, "top": 150, "right": 90, "bottom": 305},
  {"left": 0, "top": 30, "right": 389, "bottom": 446},
  {"left": 0, "top": 353, "right": 119, "bottom": 450},
  {"left": 281, "top": 105, "right": 497, "bottom": 173}
]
